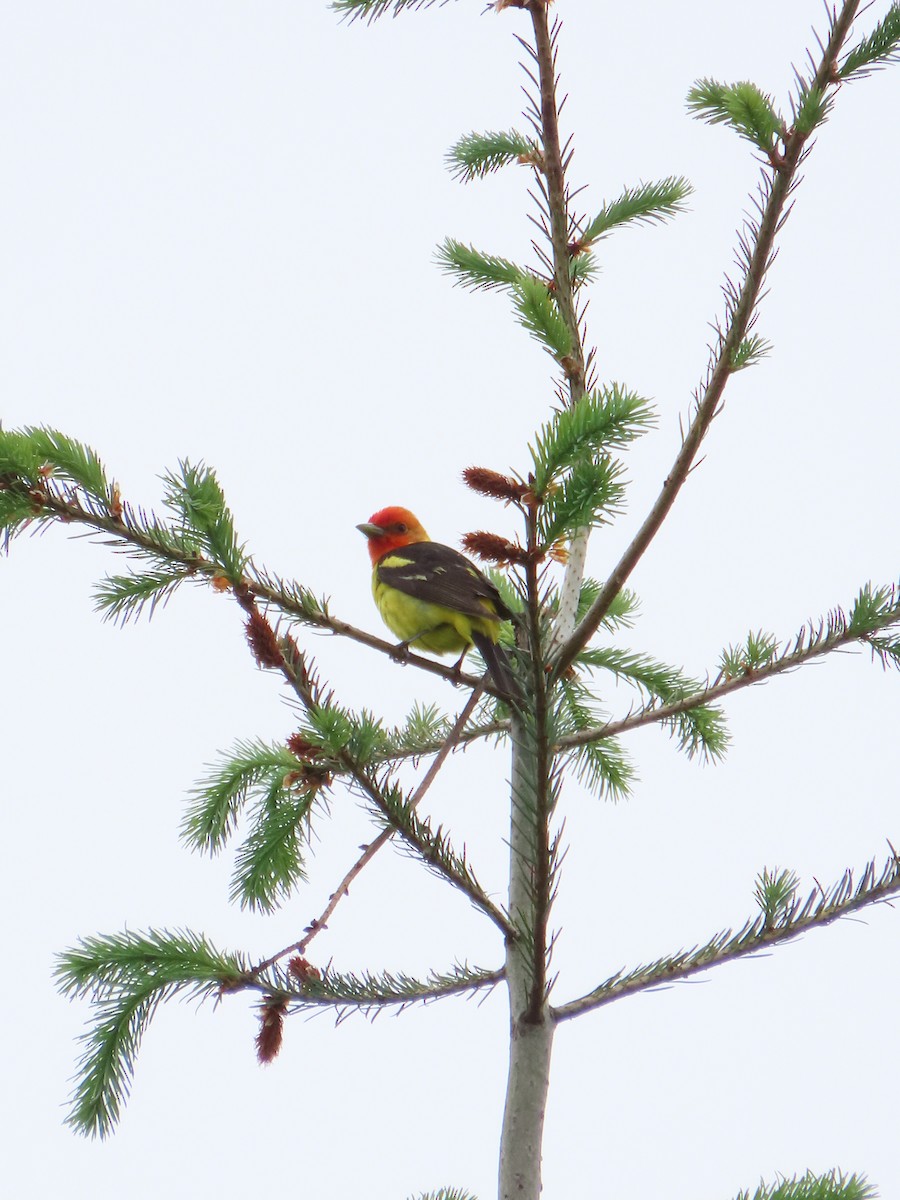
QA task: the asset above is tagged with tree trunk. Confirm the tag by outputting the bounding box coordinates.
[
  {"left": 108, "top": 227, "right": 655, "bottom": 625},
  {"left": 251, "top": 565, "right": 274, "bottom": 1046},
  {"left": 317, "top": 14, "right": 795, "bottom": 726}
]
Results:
[{"left": 499, "top": 719, "right": 555, "bottom": 1199}]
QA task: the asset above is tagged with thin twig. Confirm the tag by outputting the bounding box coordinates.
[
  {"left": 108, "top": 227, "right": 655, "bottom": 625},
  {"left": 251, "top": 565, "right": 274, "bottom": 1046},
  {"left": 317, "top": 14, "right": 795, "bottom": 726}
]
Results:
[
  {"left": 239, "top": 593, "right": 514, "bottom": 935},
  {"left": 252, "top": 683, "right": 489, "bottom": 974}
]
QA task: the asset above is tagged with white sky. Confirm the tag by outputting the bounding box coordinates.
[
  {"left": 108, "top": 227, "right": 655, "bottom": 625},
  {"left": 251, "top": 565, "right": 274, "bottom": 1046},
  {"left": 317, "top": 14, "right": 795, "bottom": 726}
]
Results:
[{"left": 2, "top": 2, "right": 899, "bottom": 1197}]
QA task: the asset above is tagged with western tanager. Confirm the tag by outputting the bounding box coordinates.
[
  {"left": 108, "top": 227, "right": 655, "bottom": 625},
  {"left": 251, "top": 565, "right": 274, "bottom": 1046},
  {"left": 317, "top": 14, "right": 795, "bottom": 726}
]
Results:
[{"left": 357, "top": 506, "right": 520, "bottom": 702}]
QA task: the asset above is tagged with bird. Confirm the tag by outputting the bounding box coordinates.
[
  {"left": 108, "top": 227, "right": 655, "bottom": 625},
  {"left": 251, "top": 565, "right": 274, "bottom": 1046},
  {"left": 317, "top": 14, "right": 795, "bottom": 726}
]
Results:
[{"left": 357, "top": 505, "right": 521, "bottom": 703}]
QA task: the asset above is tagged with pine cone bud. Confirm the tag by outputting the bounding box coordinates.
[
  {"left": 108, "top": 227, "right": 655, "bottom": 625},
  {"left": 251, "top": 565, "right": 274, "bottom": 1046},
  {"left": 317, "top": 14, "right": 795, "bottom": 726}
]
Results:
[
  {"left": 287, "top": 734, "right": 321, "bottom": 761},
  {"left": 462, "top": 530, "right": 529, "bottom": 566},
  {"left": 255, "top": 996, "right": 289, "bottom": 1064},
  {"left": 288, "top": 956, "right": 321, "bottom": 984},
  {"left": 245, "top": 609, "right": 283, "bottom": 669},
  {"left": 462, "top": 466, "right": 528, "bottom": 503}
]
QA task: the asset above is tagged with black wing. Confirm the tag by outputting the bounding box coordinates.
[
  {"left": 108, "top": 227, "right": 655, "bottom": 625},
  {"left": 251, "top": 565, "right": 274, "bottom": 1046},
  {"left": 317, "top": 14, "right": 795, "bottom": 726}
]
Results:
[{"left": 375, "top": 540, "right": 512, "bottom": 623}]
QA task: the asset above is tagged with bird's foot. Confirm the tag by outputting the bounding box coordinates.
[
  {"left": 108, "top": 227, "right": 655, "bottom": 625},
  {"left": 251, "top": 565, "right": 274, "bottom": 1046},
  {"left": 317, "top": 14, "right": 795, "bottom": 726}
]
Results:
[
  {"left": 390, "top": 640, "right": 412, "bottom": 664},
  {"left": 449, "top": 649, "right": 469, "bottom": 686}
]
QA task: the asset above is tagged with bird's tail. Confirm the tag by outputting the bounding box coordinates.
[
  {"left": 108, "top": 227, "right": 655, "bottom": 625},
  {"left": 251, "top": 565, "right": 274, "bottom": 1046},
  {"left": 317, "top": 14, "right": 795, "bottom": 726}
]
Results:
[{"left": 471, "top": 632, "right": 524, "bottom": 706}]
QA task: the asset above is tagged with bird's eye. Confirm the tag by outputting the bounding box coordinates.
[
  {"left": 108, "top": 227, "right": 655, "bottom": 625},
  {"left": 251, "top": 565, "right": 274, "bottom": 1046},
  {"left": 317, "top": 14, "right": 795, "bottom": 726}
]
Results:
[{"left": 393, "top": 522, "right": 408, "bottom": 534}]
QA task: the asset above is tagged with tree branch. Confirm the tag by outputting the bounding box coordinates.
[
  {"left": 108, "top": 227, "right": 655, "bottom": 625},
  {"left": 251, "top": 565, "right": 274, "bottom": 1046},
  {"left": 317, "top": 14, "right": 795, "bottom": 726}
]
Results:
[
  {"left": 552, "top": 848, "right": 900, "bottom": 1022},
  {"left": 242, "top": 962, "right": 506, "bottom": 1013},
  {"left": 552, "top": 0, "right": 863, "bottom": 677},
  {"left": 555, "top": 586, "right": 900, "bottom": 753},
  {"left": 13, "top": 481, "right": 503, "bottom": 695}
]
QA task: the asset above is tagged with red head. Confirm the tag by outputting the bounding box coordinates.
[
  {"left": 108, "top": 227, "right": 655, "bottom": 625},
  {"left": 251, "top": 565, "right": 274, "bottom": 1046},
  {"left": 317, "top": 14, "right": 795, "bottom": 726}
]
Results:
[{"left": 357, "top": 506, "right": 430, "bottom": 565}]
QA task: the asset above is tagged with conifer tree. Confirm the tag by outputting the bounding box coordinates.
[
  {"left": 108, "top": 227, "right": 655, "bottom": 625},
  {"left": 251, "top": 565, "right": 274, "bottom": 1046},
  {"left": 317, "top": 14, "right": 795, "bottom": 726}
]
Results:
[{"left": 3, "top": 3, "right": 900, "bottom": 1198}]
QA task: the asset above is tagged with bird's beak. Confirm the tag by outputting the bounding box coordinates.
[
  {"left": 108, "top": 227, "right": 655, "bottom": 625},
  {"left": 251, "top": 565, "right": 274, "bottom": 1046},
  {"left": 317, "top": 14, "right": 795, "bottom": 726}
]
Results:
[{"left": 356, "top": 522, "right": 385, "bottom": 538}]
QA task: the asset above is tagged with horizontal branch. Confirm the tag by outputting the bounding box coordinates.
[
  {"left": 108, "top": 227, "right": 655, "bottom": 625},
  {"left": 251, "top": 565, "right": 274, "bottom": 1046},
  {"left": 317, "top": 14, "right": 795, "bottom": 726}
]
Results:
[
  {"left": 249, "top": 570, "right": 497, "bottom": 695},
  {"left": 556, "top": 588, "right": 900, "bottom": 752},
  {"left": 56, "top": 925, "right": 502, "bottom": 1136},
  {"left": 19, "top": 482, "right": 507, "bottom": 697},
  {"left": 252, "top": 962, "right": 505, "bottom": 1013},
  {"left": 552, "top": 849, "right": 900, "bottom": 1023}
]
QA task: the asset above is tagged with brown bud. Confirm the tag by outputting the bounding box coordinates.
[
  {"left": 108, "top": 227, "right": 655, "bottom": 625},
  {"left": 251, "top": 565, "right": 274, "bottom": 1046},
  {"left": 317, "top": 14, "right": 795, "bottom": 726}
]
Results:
[
  {"left": 255, "top": 996, "right": 289, "bottom": 1064},
  {"left": 517, "top": 148, "right": 545, "bottom": 172},
  {"left": 283, "top": 762, "right": 333, "bottom": 794},
  {"left": 559, "top": 356, "right": 584, "bottom": 385},
  {"left": 108, "top": 483, "right": 124, "bottom": 521},
  {"left": 462, "top": 466, "right": 528, "bottom": 503},
  {"left": 288, "top": 956, "right": 320, "bottom": 984},
  {"left": 287, "top": 734, "right": 321, "bottom": 761},
  {"left": 245, "top": 609, "right": 283, "bottom": 669},
  {"left": 462, "top": 530, "right": 529, "bottom": 566},
  {"left": 28, "top": 487, "right": 48, "bottom": 515}
]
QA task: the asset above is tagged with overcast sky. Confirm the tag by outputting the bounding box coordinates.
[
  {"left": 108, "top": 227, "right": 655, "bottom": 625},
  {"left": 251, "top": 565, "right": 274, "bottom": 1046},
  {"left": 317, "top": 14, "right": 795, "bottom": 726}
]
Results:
[{"left": 2, "top": 2, "right": 899, "bottom": 1198}]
